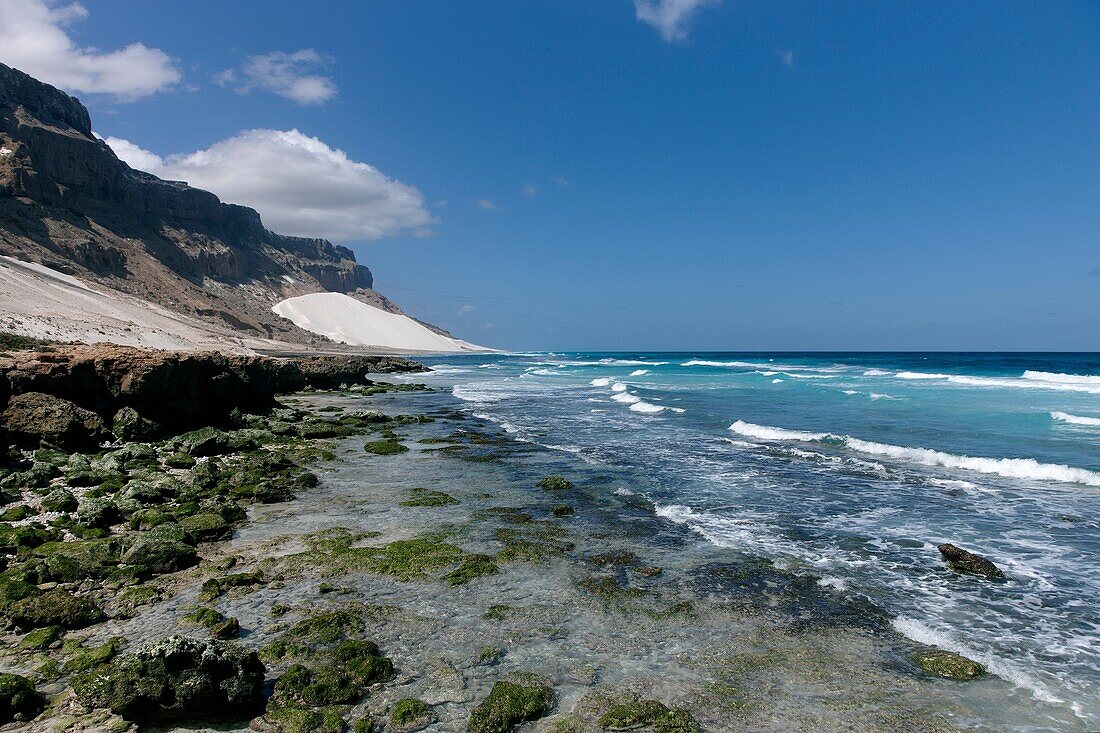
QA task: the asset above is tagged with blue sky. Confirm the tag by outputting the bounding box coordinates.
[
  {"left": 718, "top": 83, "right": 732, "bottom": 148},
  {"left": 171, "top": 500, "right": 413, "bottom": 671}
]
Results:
[{"left": 3, "top": 1, "right": 1099, "bottom": 351}]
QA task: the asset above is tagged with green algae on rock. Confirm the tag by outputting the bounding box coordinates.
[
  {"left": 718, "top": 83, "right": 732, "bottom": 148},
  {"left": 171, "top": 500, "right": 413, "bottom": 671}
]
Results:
[
  {"left": 71, "top": 635, "right": 265, "bottom": 724},
  {"left": 390, "top": 698, "right": 432, "bottom": 730},
  {"left": 468, "top": 677, "right": 555, "bottom": 733},
  {"left": 937, "top": 543, "right": 1005, "bottom": 579},
  {"left": 6, "top": 588, "right": 105, "bottom": 629},
  {"left": 400, "top": 487, "right": 459, "bottom": 507},
  {"left": 911, "top": 648, "right": 987, "bottom": 680},
  {"left": 537, "top": 475, "right": 574, "bottom": 492},
  {"left": 364, "top": 439, "right": 408, "bottom": 455},
  {"left": 0, "top": 673, "right": 44, "bottom": 724}
]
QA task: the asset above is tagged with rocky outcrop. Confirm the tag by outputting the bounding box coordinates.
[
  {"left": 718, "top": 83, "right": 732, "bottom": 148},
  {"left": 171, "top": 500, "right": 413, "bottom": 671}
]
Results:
[
  {"left": 71, "top": 635, "right": 266, "bottom": 725},
  {"left": 0, "top": 344, "right": 425, "bottom": 446},
  {"left": 0, "top": 62, "right": 373, "bottom": 341},
  {"left": 938, "top": 543, "right": 1004, "bottom": 579}
]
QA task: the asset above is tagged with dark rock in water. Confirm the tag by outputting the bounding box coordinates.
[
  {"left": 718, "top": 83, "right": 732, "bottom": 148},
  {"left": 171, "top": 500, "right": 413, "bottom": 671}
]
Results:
[
  {"left": 71, "top": 635, "right": 265, "bottom": 724},
  {"left": 911, "top": 648, "right": 987, "bottom": 680},
  {"left": 468, "top": 676, "right": 554, "bottom": 733},
  {"left": 211, "top": 616, "right": 241, "bottom": 640},
  {"left": 1, "top": 392, "right": 107, "bottom": 450},
  {"left": 537, "top": 476, "right": 573, "bottom": 492},
  {"left": 938, "top": 543, "right": 1004, "bottom": 579},
  {"left": 5, "top": 588, "right": 106, "bottom": 630},
  {"left": 295, "top": 355, "right": 426, "bottom": 389},
  {"left": 0, "top": 673, "right": 44, "bottom": 723}
]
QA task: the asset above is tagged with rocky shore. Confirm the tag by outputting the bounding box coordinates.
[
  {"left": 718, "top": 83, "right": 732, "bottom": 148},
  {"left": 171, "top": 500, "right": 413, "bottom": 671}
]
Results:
[{"left": 0, "top": 340, "right": 1022, "bottom": 733}]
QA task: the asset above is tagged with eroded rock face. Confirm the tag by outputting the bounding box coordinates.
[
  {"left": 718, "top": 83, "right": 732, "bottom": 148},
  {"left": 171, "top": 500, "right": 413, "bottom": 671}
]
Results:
[
  {"left": 0, "top": 61, "right": 372, "bottom": 340},
  {"left": 295, "top": 355, "right": 427, "bottom": 390},
  {"left": 71, "top": 635, "right": 266, "bottom": 725}
]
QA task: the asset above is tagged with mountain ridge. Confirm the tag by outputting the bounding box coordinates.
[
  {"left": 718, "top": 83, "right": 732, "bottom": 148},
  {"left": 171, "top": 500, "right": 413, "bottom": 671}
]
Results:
[{"left": 0, "top": 62, "right": 426, "bottom": 345}]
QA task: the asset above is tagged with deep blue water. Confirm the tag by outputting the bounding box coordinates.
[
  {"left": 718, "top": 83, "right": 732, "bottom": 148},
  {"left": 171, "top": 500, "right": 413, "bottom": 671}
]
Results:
[{"left": 403, "top": 352, "right": 1100, "bottom": 724}]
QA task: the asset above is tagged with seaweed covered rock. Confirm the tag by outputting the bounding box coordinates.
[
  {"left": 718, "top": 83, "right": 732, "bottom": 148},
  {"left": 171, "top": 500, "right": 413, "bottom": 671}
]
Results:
[
  {"left": 468, "top": 677, "right": 554, "bottom": 733},
  {"left": 911, "top": 648, "right": 987, "bottom": 680},
  {"left": 0, "top": 673, "right": 44, "bottom": 723},
  {"left": 5, "top": 588, "right": 105, "bottom": 629},
  {"left": 537, "top": 476, "right": 573, "bottom": 492},
  {"left": 938, "top": 543, "right": 1004, "bottom": 579},
  {"left": 71, "top": 635, "right": 265, "bottom": 724},
  {"left": 391, "top": 698, "right": 432, "bottom": 731},
  {"left": 112, "top": 406, "right": 158, "bottom": 441},
  {"left": 1, "top": 392, "right": 108, "bottom": 451},
  {"left": 121, "top": 535, "right": 198, "bottom": 577}
]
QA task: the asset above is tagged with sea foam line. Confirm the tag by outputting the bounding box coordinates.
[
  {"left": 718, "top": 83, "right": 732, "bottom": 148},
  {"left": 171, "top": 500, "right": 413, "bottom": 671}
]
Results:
[
  {"left": 727, "top": 420, "right": 1100, "bottom": 487},
  {"left": 1051, "top": 411, "right": 1100, "bottom": 427},
  {"left": 895, "top": 371, "right": 1100, "bottom": 395}
]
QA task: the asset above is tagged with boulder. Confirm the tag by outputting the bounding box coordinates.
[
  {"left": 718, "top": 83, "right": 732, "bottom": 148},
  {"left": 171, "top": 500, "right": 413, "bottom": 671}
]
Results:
[
  {"left": 911, "top": 648, "right": 987, "bottom": 680},
  {"left": 468, "top": 677, "right": 554, "bottom": 733},
  {"left": 71, "top": 635, "right": 265, "bottom": 724},
  {"left": 112, "top": 407, "right": 158, "bottom": 441},
  {"left": 938, "top": 543, "right": 1004, "bottom": 579},
  {"left": 1, "top": 392, "right": 108, "bottom": 450},
  {"left": 0, "top": 673, "right": 44, "bottom": 723},
  {"left": 41, "top": 487, "right": 77, "bottom": 513},
  {"left": 5, "top": 588, "right": 106, "bottom": 629},
  {"left": 122, "top": 536, "right": 198, "bottom": 577}
]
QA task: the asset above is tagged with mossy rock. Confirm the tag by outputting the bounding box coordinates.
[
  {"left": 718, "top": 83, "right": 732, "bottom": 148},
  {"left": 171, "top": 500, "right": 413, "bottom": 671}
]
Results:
[
  {"left": 551, "top": 505, "right": 575, "bottom": 518},
  {"left": 211, "top": 616, "right": 241, "bottom": 640},
  {"left": 0, "top": 504, "right": 33, "bottom": 521},
  {"left": 121, "top": 536, "right": 198, "bottom": 577},
  {"left": 391, "top": 698, "right": 431, "bottom": 730},
  {"left": 537, "top": 476, "right": 573, "bottom": 492},
  {"left": 0, "top": 523, "right": 57, "bottom": 553},
  {"left": 495, "top": 527, "right": 575, "bottom": 563},
  {"left": 444, "top": 554, "right": 500, "bottom": 586},
  {"left": 177, "top": 427, "right": 232, "bottom": 457},
  {"left": 274, "top": 664, "right": 361, "bottom": 706},
  {"left": 76, "top": 497, "right": 121, "bottom": 528},
  {"left": 62, "top": 637, "right": 122, "bottom": 673},
  {"left": 363, "top": 439, "right": 408, "bottom": 455},
  {"left": 653, "top": 709, "right": 700, "bottom": 733},
  {"left": 400, "top": 488, "right": 458, "bottom": 507},
  {"left": 0, "top": 673, "right": 44, "bottom": 723},
  {"left": 186, "top": 606, "right": 225, "bottom": 628},
  {"left": 180, "top": 512, "right": 232, "bottom": 541},
  {"left": 598, "top": 698, "right": 668, "bottom": 730},
  {"left": 71, "top": 635, "right": 265, "bottom": 725},
  {"left": 163, "top": 452, "right": 197, "bottom": 469},
  {"left": 31, "top": 537, "right": 123, "bottom": 582},
  {"left": 911, "top": 649, "right": 986, "bottom": 680},
  {"left": 468, "top": 678, "right": 554, "bottom": 733},
  {"left": 261, "top": 701, "right": 348, "bottom": 733},
  {"left": 6, "top": 588, "right": 106, "bottom": 630},
  {"left": 41, "top": 488, "right": 78, "bottom": 513},
  {"left": 19, "top": 625, "right": 62, "bottom": 650}
]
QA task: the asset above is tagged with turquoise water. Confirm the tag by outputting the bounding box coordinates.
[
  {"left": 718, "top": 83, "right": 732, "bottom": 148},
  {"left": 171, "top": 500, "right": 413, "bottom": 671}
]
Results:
[{"left": 403, "top": 352, "right": 1100, "bottom": 724}]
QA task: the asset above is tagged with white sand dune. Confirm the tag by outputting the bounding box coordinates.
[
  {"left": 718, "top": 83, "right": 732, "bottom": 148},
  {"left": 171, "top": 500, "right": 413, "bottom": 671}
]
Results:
[
  {"left": 0, "top": 256, "right": 267, "bottom": 352},
  {"left": 272, "top": 292, "right": 485, "bottom": 353}
]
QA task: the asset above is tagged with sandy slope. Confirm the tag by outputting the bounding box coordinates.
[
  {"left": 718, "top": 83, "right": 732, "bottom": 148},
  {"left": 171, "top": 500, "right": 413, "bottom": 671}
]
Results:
[{"left": 272, "top": 292, "right": 485, "bottom": 352}]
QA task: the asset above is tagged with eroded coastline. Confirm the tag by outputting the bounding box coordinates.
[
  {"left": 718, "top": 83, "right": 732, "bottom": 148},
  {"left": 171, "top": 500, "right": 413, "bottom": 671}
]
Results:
[{"left": 0, "top": 348, "right": 1079, "bottom": 732}]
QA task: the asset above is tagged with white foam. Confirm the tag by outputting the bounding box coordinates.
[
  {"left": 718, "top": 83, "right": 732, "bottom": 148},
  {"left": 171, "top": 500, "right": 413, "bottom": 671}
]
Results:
[
  {"left": 892, "top": 616, "right": 1062, "bottom": 705},
  {"left": 1024, "top": 371, "right": 1100, "bottom": 387},
  {"left": 771, "top": 378, "right": 783, "bottom": 384},
  {"left": 610, "top": 383, "right": 628, "bottom": 392},
  {"left": 629, "top": 369, "right": 649, "bottom": 376},
  {"left": 611, "top": 392, "right": 641, "bottom": 404},
  {"left": 590, "top": 377, "right": 613, "bottom": 387},
  {"left": 629, "top": 400, "right": 665, "bottom": 413},
  {"left": 728, "top": 420, "right": 1100, "bottom": 487},
  {"left": 1051, "top": 411, "right": 1100, "bottom": 427},
  {"left": 896, "top": 371, "right": 949, "bottom": 380},
  {"left": 842, "top": 390, "right": 859, "bottom": 395},
  {"left": 863, "top": 369, "right": 890, "bottom": 376}
]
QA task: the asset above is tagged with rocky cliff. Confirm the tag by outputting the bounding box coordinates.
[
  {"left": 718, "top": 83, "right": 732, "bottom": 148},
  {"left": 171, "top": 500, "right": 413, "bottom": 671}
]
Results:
[{"left": 0, "top": 62, "right": 384, "bottom": 341}]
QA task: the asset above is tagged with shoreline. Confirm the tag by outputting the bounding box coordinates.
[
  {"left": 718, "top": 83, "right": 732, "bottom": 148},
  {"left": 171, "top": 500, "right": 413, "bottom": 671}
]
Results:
[{"left": 0, "top": 353, "right": 1082, "bottom": 732}]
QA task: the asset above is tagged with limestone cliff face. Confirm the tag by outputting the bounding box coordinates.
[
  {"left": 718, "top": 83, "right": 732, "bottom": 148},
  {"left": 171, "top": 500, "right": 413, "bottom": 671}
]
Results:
[{"left": 0, "top": 62, "right": 373, "bottom": 339}]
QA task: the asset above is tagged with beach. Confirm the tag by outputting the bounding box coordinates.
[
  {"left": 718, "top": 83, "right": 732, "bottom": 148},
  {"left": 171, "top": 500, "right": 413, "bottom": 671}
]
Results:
[{"left": 2, "top": 350, "right": 1094, "bottom": 731}]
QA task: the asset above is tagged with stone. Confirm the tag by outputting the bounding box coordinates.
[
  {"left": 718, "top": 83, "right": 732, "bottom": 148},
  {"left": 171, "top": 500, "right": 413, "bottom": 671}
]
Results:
[
  {"left": 122, "top": 536, "right": 199, "bottom": 577},
  {"left": 912, "top": 649, "right": 987, "bottom": 680},
  {"left": 71, "top": 635, "right": 265, "bottom": 724},
  {"left": 112, "top": 407, "right": 158, "bottom": 441},
  {"left": 468, "top": 678, "right": 554, "bottom": 733},
  {"left": 41, "top": 487, "right": 77, "bottom": 512},
  {"left": 1, "top": 392, "right": 108, "bottom": 451},
  {"left": 6, "top": 588, "right": 106, "bottom": 629},
  {"left": 0, "top": 673, "right": 44, "bottom": 723},
  {"left": 938, "top": 543, "right": 1004, "bottom": 579}
]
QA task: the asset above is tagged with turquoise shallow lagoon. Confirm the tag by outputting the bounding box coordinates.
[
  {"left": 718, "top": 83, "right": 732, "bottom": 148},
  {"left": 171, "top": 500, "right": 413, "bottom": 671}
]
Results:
[{"left": 393, "top": 352, "right": 1100, "bottom": 728}]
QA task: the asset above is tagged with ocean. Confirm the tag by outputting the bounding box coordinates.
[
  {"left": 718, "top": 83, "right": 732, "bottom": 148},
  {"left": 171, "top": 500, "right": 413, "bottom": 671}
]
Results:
[{"left": 399, "top": 352, "right": 1100, "bottom": 725}]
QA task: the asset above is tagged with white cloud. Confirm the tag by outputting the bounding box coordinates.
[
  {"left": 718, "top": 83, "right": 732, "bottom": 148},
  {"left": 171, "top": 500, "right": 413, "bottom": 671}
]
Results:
[
  {"left": 521, "top": 183, "right": 538, "bottom": 198},
  {"left": 457, "top": 304, "right": 476, "bottom": 316},
  {"left": 0, "top": 0, "right": 180, "bottom": 99},
  {"left": 779, "top": 49, "right": 795, "bottom": 68},
  {"left": 477, "top": 199, "right": 499, "bottom": 211},
  {"left": 216, "top": 49, "right": 336, "bottom": 105},
  {"left": 105, "top": 129, "right": 433, "bottom": 242},
  {"left": 634, "top": 0, "right": 719, "bottom": 42}
]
